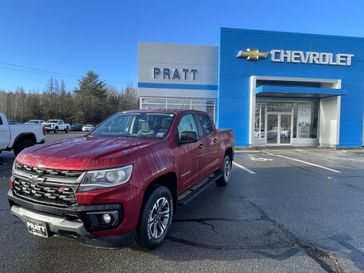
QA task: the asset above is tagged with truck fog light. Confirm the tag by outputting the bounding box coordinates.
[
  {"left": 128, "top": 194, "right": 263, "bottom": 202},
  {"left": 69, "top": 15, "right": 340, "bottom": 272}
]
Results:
[
  {"left": 102, "top": 213, "right": 112, "bottom": 224},
  {"left": 84, "top": 209, "right": 120, "bottom": 230}
]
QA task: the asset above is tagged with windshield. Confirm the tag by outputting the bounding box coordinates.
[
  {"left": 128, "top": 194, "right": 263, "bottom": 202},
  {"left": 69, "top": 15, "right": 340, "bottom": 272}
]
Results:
[
  {"left": 47, "top": 120, "right": 58, "bottom": 123},
  {"left": 27, "top": 120, "right": 38, "bottom": 123},
  {"left": 90, "top": 112, "right": 175, "bottom": 139}
]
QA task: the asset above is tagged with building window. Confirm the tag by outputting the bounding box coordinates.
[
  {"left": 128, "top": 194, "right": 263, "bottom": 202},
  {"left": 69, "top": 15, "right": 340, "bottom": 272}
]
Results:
[
  {"left": 266, "top": 102, "right": 293, "bottom": 112},
  {"left": 254, "top": 102, "right": 265, "bottom": 139},
  {"left": 256, "top": 100, "right": 319, "bottom": 141},
  {"left": 166, "top": 99, "right": 191, "bottom": 110},
  {"left": 295, "top": 102, "right": 319, "bottom": 139},
  {"left": 140, "top": 97, "right": 167, "bottom": 109},
  {"left": 140, "top": 97, "right": 216, "bottom": 122}
]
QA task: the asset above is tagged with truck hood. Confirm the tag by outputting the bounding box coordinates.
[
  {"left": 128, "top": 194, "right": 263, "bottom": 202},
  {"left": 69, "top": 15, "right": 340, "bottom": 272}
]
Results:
[{"left": 16, "top": 136, "right": 157, "bottom": 171}]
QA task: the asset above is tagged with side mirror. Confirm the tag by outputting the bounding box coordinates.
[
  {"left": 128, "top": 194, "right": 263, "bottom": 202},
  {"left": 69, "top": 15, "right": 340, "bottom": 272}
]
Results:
[{"left": 179, "top": 131, "right": 198, "bottom": 144}]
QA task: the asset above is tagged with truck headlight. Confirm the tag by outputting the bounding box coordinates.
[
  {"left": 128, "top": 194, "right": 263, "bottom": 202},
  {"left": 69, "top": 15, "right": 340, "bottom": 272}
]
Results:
[{"left": 78, "top": 165, "right": 133, "bottom": 192}]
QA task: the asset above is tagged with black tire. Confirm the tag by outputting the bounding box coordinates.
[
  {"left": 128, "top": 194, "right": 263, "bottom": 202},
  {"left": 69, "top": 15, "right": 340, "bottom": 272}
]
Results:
[
  {"left": 137, "top": 186, "right": 173, "bottom": 250},
  {"left": 14, "top": 139, "right": 34, "bottom": 156},
  {"left": 65, "top": 127, "right": 69, "bottom": 133},
  {"left": 54, "top": 127, "right": 58, "bottom": 133},
  {"left": 215, "top": 155, "right": 232, "bottom": 187}
]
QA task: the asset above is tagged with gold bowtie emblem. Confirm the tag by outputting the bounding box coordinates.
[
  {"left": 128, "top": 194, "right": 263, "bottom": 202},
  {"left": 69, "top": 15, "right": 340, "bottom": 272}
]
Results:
[{"left": 236, "top": 48, "right": 268, "bottom": 61}]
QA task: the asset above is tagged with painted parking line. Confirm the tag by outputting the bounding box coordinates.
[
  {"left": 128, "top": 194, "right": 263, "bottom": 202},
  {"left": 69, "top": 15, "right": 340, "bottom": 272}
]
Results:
[
  {"left": 265, "top": 152, "right": 341, "bottom": 174},
  {"left": 232, "top": 161, "right": 256, "bottom": 175},
  {"left": 249, "top": 156, "right": 273, "bottom": 162}
]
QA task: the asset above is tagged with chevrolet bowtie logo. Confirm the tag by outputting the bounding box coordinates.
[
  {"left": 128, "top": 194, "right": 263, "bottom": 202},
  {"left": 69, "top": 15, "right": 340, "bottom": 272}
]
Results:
[{"left": 236, "top": 48, "right": 268, "bottom": 61}]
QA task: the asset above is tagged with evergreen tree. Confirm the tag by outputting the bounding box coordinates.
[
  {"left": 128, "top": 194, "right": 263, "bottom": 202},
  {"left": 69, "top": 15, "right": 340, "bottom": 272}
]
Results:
[{"left": 74, "top": 71, "right": 108, "bottom": 123}]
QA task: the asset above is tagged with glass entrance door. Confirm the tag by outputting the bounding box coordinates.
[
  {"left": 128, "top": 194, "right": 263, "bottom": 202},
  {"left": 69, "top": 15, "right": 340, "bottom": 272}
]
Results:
[
  {"left": 267, "top": 113, "right": 292, "bottom": 145},
  {"left": 267, "top": 114, "right": 278, "bottom": 144}
]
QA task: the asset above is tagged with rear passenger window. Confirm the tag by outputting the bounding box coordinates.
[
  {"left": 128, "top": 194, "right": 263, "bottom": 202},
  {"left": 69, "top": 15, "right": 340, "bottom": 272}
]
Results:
[
  {"left": 199, "top": 114, "right": 213, "bottom": 136},
  {"left": 0, "top": 117, "right": 2, "bottom": 125}
]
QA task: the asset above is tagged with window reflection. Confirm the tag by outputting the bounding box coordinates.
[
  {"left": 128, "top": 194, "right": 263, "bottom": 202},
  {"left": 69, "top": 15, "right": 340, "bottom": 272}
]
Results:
[{"left": 255, "top": 100, "right": 319, "bottom": 140}]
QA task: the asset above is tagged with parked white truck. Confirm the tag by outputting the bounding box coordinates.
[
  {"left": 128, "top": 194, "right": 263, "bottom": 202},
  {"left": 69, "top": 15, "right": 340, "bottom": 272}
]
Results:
[
  {"left": 42, "top": 119, "right": 70, "bottom": 133},
  {"left": 0, "top": 113, "right": 45, "bottom": 155}
]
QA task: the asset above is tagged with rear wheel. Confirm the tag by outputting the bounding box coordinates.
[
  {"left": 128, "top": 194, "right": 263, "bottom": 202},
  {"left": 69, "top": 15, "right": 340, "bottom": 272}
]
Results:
[
  {"left": 215, "top": 155, "right": 232, "bottom": 187},
  {"left": 14, "top": 139, "right": 34, "bottom": 156},
  {"left": 137, "top": 186, "right": 173, "bottom": 250},
  {"left": 65, "top": 127, "right": 69, "bottom": 133}
]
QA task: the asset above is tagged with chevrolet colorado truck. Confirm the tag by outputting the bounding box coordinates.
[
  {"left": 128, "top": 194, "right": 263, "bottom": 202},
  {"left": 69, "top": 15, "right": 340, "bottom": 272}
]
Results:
[
  {"left": 8, "top": 109, "right": 234, "bottom": 249},
  {"left": 43, "top": 119, "right": 70, "bottom": 133},
  {"left": 0, "top": 113, "right": 45, "bottom": 156}
]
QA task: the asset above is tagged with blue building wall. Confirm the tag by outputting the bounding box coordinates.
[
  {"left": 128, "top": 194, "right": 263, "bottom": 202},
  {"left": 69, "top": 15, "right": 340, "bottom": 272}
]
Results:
[{"left": 218, "top": 28, "right": 364, "bottom": 147}]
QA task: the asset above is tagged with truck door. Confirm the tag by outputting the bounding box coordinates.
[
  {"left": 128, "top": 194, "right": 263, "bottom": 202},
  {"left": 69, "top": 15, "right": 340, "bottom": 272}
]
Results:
[
  {"left": 176, "top": 113, "right": 206, "bottom": 191},
  {"left": 197, "top": 113, "right": 220, "bottom": 176},
  {"left": 0, "top": 115, "right": 10, "bottom": 150}
]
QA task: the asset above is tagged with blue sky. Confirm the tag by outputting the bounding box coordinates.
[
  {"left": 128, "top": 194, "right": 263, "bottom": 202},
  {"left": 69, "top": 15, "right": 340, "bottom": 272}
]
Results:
[{"left": 1, "top": 0, "right": 364, "bottom": 92}]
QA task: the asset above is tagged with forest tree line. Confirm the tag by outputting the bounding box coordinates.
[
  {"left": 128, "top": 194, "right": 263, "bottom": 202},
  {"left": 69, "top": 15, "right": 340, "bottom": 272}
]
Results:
[{"left": 0, "top": 71, "right": 139, "bottom": 124}]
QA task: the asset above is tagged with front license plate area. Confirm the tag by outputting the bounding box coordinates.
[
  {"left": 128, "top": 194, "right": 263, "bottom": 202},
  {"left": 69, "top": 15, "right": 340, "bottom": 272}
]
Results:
[{"left": 26, "top": 218, "right": 49, "bottom": 238}]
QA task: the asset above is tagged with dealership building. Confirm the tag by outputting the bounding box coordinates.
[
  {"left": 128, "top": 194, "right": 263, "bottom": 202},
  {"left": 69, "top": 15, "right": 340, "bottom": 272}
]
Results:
[{"left": 137, "top": 28, "right": 364, "bottom": 148}]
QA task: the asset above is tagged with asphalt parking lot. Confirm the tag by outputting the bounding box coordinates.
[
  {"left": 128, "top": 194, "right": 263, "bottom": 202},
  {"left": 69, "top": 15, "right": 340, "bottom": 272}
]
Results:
[{"left": 1, "top": 132, "right": 364, "bottom": 273}]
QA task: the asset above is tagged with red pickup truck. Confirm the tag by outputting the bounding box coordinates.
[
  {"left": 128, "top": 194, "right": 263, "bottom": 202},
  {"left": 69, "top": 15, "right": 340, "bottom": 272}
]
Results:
[{"left": 8, "top": 109, "right": 234, "bottom": 249}]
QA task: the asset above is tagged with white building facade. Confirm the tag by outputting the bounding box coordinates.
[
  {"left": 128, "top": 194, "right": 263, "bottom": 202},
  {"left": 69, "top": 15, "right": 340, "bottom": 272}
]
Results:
[{"left": 138, "top": 43, "right": 218, "bottom": 121}]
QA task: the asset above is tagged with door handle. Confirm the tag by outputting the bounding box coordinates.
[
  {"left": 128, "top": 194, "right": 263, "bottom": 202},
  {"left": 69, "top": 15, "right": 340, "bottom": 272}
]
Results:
[
  {"left": 213, "top": 138, "right": 218, "bottom": 143},
  {"left": 199, "top": 144, "right": 204, "bottom": 149}
]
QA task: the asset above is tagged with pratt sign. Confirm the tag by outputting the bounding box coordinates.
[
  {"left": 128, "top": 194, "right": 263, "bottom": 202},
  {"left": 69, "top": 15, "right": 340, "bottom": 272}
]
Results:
[
  {"left": 153, "top": 67, "right": 197, "bottom": 80},
  {"left": 237, "top": 48, "right": 354, "bottom": 66}
]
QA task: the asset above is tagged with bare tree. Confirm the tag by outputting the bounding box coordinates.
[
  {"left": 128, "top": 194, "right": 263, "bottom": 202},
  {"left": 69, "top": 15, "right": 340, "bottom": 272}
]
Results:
[{"left": 0, "top": 74, "right": 139, "bottom": 123}]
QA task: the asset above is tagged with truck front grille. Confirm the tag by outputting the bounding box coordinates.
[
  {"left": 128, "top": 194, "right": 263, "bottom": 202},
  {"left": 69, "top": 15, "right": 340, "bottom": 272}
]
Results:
[{"left": 13, "top": 162, "right": 84, "bottom": 207}]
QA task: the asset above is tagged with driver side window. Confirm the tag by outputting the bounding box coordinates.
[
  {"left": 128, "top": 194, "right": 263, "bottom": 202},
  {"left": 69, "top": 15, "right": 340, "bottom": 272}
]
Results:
[{"left": 177, "top": 114, "right": 198, "bottom": 140}]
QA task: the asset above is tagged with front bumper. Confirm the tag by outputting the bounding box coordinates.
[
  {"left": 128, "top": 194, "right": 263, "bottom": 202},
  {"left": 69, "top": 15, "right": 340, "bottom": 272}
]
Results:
[
  {"left": 8, "top": 191, "right": 134, "bottom": 248},
  {"left": 11, "top": 204, "right": 89, "bottom": 236}
]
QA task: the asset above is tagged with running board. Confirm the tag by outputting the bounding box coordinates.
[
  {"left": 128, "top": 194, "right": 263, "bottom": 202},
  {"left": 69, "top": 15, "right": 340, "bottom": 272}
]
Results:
[{"left": 177, "top": 172, "right": 223, "bottom": 207}]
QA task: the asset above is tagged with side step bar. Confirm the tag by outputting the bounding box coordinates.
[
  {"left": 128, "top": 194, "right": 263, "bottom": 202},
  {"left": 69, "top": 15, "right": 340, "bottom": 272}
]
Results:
[{"left": 177, "top": 172, "right": 223, "bottom": 207}]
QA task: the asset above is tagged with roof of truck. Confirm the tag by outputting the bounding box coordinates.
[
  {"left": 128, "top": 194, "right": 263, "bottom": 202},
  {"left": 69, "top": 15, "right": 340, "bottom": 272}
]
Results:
[{"left": 122, "top": 109, "right": 207, "bottom": 115}]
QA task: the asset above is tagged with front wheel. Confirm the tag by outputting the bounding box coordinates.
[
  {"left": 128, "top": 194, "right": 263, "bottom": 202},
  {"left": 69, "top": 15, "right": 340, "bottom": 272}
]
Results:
[
  {"left": 14, "top": 139, "right": 34, "bottom": 156},
  {"left": 54, "top": 127, "right": 58, "bottom": 133},
  {"left": 65, "top": 127, "right": 69, "bottom": 133},
  {"left": 215, "top": 155, "right": 232, "bottom": 187},
  {"left": 137, "top": 186, "right": 173, "bottom": 250}
]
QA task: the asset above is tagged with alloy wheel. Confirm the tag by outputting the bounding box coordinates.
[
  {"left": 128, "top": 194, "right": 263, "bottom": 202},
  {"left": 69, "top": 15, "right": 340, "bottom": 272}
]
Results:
[
  {"left": 224, "top": 158, "right": 231, "bottom": 181},
  {"left": 147, "top": 197, "right": 170, "bottom": 239}
]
